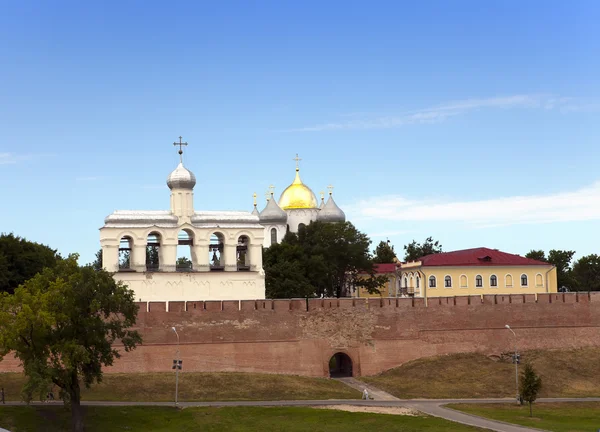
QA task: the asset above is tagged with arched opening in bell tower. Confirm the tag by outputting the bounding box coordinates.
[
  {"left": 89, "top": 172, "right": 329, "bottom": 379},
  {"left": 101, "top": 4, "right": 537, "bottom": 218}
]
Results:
[
  {"left": 146, "top": 232, "right": 161, "bottom": 271},
  {"left": 118, "top": 236, "right": 133, "bottom": 271},
  {"left": 209, "top": 232, "right": 225, "bottom": 271},
  {"left": 237, "top": 235, "right": 250, "bottom": 271},
  {"left": 176, "top": 229, "right": 194, "bottom": 271}
]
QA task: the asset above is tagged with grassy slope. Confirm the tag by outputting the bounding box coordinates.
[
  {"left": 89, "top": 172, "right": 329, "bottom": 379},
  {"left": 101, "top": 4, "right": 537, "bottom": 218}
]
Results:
[
  {"left": 447, "top": 402, "right": 600, "bottom": 432},
  {"left": 0, "top": 406, "right": 486, "bottom": 432},
  {"left": 0, "top": 372, "right": 360, "bottom": 402},
  {"left": 360, "top": 347, "right": 600, "bottom": 399}
]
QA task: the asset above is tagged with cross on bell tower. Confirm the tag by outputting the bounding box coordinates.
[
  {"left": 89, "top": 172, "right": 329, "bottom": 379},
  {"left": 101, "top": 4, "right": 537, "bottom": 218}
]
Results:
[{"left": 173, "top": 136, "right": 188, "bottom": 163}]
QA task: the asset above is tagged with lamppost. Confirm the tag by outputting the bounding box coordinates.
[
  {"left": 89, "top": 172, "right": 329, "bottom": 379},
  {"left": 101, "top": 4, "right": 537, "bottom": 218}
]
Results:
[
  {"left": 171, "top": 327, "right": 182, "bottom": 406},
  {"left": 505, "top": 324, "right": 520, "bottom": 403}
]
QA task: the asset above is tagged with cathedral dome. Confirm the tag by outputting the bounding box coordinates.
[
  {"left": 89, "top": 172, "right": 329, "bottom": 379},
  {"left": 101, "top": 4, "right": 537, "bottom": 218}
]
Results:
[
  {"left": 258, "top": 195, "right": 287, "bottom": 224},
  {"left": 259, "top": 195, "right": 288, "bottom": 224},
  {"left": 317, "top": 194, "right": 346, "bottom": 223},
  {"left": 167, "top": 163, "right": 196, "bottom": 189},
  {"left": 278, "top": 169, "right": 318, "bottom": 210}
]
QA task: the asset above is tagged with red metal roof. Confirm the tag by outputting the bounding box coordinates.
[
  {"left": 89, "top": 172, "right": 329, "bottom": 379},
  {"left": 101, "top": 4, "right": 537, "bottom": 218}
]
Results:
[
  {"left": 415, "top": 247, "right": 550, "bottom": 267},
  {"left": 373, "top": 263, "right": 398, "bottom": 274}
]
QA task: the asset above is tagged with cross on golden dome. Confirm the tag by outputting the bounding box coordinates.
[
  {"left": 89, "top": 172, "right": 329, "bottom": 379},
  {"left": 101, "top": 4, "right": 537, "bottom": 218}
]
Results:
[{"left": 293, "top": 154, "right": 302, "bottom": 170}]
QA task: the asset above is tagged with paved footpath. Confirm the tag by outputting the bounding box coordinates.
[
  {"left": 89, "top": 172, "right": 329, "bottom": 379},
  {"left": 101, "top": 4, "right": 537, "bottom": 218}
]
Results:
[{"left": 2, "top": 397, "right": 600, "bottom": 432}]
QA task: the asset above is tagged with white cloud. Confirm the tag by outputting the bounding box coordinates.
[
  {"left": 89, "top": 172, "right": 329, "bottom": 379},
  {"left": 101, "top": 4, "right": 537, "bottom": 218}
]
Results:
[
  {"left": 0, "top": 152, "right": 55, "bottom": 165},
  {"left": 0, "top": 153, "right": 18, "bottom": 164},
  {"left": 291, "top": 94, "right": 591, "bottom": 132},
  {"left": 76, "top": 176, "right": 105, "bottom": 181},
  {"left": 348, "top": 181, "right": 600, "bottom": 227}
]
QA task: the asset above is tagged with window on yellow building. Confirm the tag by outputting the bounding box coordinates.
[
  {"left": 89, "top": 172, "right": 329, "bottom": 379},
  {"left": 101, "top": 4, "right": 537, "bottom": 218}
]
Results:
[
  {"left": 506, "top": 274, "right": 513, "bottom": 287},
  {"left": 429, "top": 276, "right": 436, "bottom": 288},
  {"left": 535, "top": 273, "right": 543, "bottom": 287},
  {"left": 475, "top": 275, "right": 483, "bottom": 287},
  {"left": 460, "top": 274, "right": 467, "bottom": 288},
  {"left": 416, "top": 277, "right": 420, "bottom": 289},
  {"left": 444, "top": 275, "right": 452, "bottom": 288},
  {"left": 521, "top": 274, "right": 528, "bottom": 286},
  {"left": 490, "top": 275, "right": 498, "bottom": 287}
]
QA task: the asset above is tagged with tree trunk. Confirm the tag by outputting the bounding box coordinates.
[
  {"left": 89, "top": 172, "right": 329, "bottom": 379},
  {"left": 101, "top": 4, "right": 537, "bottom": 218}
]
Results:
[
  {"left": 70, "top": 383, "right": 84, "bottom": 432},
  {"left": 529, "top": 402, "right": 532, "bottom": 417}
]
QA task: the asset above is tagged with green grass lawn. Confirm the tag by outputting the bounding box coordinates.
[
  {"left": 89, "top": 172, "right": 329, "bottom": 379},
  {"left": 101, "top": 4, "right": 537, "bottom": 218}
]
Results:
[
  {"left": 446, "top": 402, "right": 600, "bottom": 432},
  {"left": 0, "top": 405, "right": 486, "bottom": 432},
  {"left": 360, "top": 347, "right": 600, "bottom": 399},
  {"left": 0, "top": 372, "right": 360, "bottom": 402}
]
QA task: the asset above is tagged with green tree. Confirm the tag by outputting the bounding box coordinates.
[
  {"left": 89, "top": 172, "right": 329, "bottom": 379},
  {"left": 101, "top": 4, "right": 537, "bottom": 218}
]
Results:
[
  {"left": 146, "top": 245, "right": 159, "bottom": 270},
  {"left": 373, "top": 240, "right": 397, "bottom": 263},
  {"left": 264, "top": 221, "right": 388, "bottom": 298},
  {"left": 176, "top": 256, "right": 192, "bottom": 269},
  {"left": 572, "top": 254, "right": 600, "bottom": 291},
  {"left": 519, "top": 362, "right": 542, "bottom": 417},
  {"left": 548, "top": 250, "right": 576, "bottom": 290},
  {"left": 0, "top": 233, "right": 59, "bottom": 294},
  {"left": 403, "top": 237, "right": 443, "bottom": 262},
  {"left": 91, "top": 248, "right": 103, "bottom": 271},
  {"left": 0, "top": 255, "right": 142, "bottom": 432},
  {"left": 525, "top": 250, "right": 547, "bottom": 262}
]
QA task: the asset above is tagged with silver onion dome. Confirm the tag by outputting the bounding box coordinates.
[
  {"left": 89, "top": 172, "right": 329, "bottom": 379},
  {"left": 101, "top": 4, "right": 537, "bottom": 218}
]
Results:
[
  {"left": 167, "top": 163, "right": 196, "bottom": 189},
  {"left": 259, "top": 196, "right": 288, "bottom": 224},
  {"left": 317, "top": 195, "right": 346, "bottom": 223}
]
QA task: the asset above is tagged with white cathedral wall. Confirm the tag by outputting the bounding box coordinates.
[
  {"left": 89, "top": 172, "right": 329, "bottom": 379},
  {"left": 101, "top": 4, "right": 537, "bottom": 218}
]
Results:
[
  {"left": 286, "top": 208, "right": 319, "bottom": 232},
  {"left": 262, "top": 224, "right": 287, "bottom": 247},
  {"left": 116, "top": 271, "right": 265, "bottom": 302}
]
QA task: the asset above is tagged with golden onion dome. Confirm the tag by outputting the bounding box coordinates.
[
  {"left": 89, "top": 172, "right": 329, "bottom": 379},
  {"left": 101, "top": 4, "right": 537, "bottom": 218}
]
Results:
[{"left": 278, "top": 168, "right": 318, "bottom": 210}]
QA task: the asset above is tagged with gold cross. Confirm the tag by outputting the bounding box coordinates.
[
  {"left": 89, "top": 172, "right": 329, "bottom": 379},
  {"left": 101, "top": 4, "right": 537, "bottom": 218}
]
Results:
[
  {"left": 253, "top": 193, "right": 257, "bottom": 207},
  {"left": 265, "top": 191, "right": 271, "bottom": 202},
  {"left": 320, "top": 191, "right": 325, "bottom": 200},
  {"left": 269, "top": 184, "right": 275, "bottom": 196},
  {"left": 173, "top": 136, "right": 188, "bottom": 162},
  {"left": 327, "top": 185, "right": 334, "bottom": 195},
  {"left": 293, "top": 153, "right": 302, "bottom": 169}
]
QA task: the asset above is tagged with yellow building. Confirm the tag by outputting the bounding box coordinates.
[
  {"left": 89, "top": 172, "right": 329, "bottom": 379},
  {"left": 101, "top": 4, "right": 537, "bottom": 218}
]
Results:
[
  {"left": 398, "top": 247, "right": 557, "bottom": 298},
  {"left": 351, "top": 263, "right": 400, "bottom": 298}
]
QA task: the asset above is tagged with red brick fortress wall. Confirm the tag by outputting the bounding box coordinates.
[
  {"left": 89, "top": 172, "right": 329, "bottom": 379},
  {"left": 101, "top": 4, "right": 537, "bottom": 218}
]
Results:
[{"left": 1, "top": 293, "right": 599, "bottom": 377}]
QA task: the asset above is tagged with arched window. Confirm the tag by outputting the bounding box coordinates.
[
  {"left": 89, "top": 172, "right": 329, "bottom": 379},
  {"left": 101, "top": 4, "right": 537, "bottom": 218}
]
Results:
[
  {"left": 237, "top": 235, "right": 250, "bottom": 271},
  {"left": 146, "top": 232, "right": 161, "bottom": 271},
  {"left": 521, "top": 274, "right": 528, "bottom": 287},
  {"left": 176, "top": 229, "right": 194, "bottom": 272},
  {"left": 535, "top": 273, "right": 543, "bottom": 287},
  {"left": 404, "top": 277, "right": 408, "bottom": 288},
  {"left": 209, "top": 232, "right": 225, "bottom": 271},
  {"left": 429, "top": 276, "right": 436, "bottom": 288},
  {"left": 506, "top": 274, "right": 513, "bottom": 287},
  {"left": 490, "top": 275, "right": 498, "bottom": 287},
  {"left": 460, "top": 274, "right": 468, "bottom": 288},
  {"left": 298, "top": 223, "right": 306, "bottom": 231},
  {"left": 475, "top": 275, "right": 483, "bottom": 288},
  {"left": 444, "top": 275, "right": 452, "bottom": 288},
  {"left": 118, "top": 236, "right": 133, "bottom": 270},
  {"left": 270, "top": 228, "right": 277, "bottom": 245},
  {"left": 416, "top": 276, "right": 420, "bottom": 289}
]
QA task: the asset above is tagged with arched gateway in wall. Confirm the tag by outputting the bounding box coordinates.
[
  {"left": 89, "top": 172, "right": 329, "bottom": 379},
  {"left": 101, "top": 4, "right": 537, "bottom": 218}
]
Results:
[{"left": 329, "top": 352, "right": 353, "bottom": 378}]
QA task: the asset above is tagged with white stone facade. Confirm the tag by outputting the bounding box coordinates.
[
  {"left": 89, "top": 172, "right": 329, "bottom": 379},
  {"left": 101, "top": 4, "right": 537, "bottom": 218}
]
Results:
[{"left": 100, "top": 160, "right": 265, "bottom": 302}]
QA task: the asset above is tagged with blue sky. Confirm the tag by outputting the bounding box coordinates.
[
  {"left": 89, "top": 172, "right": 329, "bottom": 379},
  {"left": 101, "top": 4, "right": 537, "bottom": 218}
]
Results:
[{"left": 1, "top": 1, "right": 599, "bottom": 264}]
